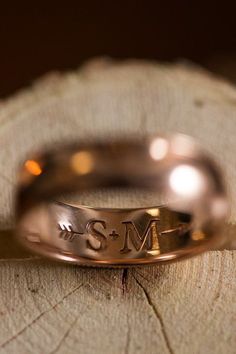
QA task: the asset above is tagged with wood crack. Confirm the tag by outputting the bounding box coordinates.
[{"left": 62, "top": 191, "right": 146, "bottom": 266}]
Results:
[
  {"left": 122, "top": 268, "right": 129, "bottom": 294},
  {"left": 0, "top": 283, "right": 84, "bottom": 349},
  {"left": 212, "top": 253, "right": 224, "bottom": 304},
  {"left": 132, "top": 273, "right": 174, "bottom": 354},
  {"left": 50, "top": 314, "right": 80, "bottom": 354}
]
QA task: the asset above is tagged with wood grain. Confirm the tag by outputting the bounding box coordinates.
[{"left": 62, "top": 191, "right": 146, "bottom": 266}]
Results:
[
  {"left": 0, "top": 59, "right": 235, "bottom": 353},
  {"left": 0, "top": 252, "right": 235, "bottom": 354}
]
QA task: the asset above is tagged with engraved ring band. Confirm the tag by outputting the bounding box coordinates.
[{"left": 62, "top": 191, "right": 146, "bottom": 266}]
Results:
[{"left": 15, "top": 134, "right": 229, "bottom": 266}]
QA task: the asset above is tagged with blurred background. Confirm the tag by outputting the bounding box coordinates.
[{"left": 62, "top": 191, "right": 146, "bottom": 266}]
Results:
[{"left": 1, "top": 0, "right": 236, "bottom": 98}]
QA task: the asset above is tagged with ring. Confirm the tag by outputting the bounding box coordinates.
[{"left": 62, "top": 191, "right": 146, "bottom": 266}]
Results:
[{"left": 15, "top": 134, "right": 229, "bottom": 266}]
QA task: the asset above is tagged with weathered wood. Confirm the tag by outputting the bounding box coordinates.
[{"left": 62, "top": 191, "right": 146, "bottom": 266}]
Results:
[
  {"left": 0, "top": 252, "right": 235, "bottom": 354},
  {"left": 0, "top": 59, "right": 235, "bottom": 353}
]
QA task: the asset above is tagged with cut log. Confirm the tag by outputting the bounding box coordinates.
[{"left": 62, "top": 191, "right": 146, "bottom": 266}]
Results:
[{"left": 0, "top": 59, "right": 235, "bottom": 353}]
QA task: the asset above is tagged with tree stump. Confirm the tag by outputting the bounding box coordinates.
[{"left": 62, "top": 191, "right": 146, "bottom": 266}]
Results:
[{"left": 0, "top": 59, "right": 235, "bottom": 354}]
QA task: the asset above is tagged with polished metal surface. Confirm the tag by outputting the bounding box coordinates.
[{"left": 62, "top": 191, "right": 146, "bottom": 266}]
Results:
[{"left": 15, "top": 134, "right": 229, "bottom": 266}]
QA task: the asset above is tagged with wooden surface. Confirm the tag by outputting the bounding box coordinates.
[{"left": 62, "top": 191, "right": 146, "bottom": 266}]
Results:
[{"left": 0, "top": 59, "right": 235, "bottom": 353}]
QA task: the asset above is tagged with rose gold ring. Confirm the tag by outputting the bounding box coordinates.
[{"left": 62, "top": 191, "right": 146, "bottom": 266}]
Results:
[{"left": 15, "top": 134, "right": 229, "bottom": 266}]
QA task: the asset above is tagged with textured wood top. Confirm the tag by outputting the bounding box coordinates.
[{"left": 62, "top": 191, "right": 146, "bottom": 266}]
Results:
[{"left": 0, "top": 59, "right": 235, "bottom": 354}]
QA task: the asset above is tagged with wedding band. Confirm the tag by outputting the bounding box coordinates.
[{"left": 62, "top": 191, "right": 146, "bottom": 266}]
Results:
[{"left": 15, "top": 134, "right": 229, "bottom": 266}]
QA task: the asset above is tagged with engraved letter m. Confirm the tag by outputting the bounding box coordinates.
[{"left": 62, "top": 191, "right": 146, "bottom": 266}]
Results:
[{"left": 120, "top": 219, "right": 160, "bottom": 254}]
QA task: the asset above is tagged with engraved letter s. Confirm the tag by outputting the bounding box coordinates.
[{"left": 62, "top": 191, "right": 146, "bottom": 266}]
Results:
[{"left": 86, "top": 220, "right": 108, "bottom": 251}]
